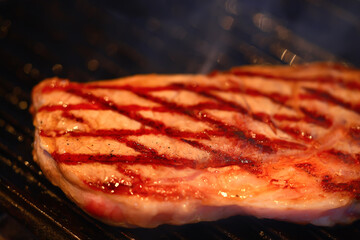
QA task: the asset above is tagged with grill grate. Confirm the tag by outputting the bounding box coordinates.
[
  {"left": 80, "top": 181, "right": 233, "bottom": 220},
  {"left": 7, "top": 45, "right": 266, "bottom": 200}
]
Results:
[{"left": 0, "top": 0, "right": 360, "bottom": 239}]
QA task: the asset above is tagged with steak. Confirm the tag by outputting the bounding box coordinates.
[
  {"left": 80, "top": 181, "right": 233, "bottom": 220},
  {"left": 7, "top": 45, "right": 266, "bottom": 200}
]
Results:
[{"left": 31, "top": 63, "right": 360, "bottom": 228}]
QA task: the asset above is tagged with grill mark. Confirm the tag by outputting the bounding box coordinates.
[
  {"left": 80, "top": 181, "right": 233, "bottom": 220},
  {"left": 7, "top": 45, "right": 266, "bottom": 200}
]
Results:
[
  {"left": 294, "top": 163, "right": 317, "bottom": 177},
  {"left": 326, "top": 149, "right": 360, "bottom": 164},
  {"left": 251, "top": 113, "right": 278, "bottom": 133},
  {"left": 172, "top": 83, "right": 333, "bottom": 130},
  {"left": 229, "top": 68, "right": 360, "bottom": 91},
  {"left": 50, "top": 114, "right": 203, "bottom": 171},
  {"left": 38, "top": 102, "right": 238, "bottom": 112},
  {"left": 40, "top": 84, "right": 335, "bottom": 160},
  {"left": 39, "top": 102, "right": 331, "bottom": 131},
  {"left": 85, "top": 166, "right": 205, "bottom": 200},
  {"left": 41, "top": 84, "right": 308, "bottom": 152},
  {"left": 302, "top": 87, "right": 360, "bottom": 115},
  {"left": 321, "top": 176, "right": 360, "bottom": 200},
  {"left": 181, "top": 139, "right": 263, "bottom": 175},
  {"left": 278, "top": 126, "right": 313, "bottom": 142},
  {"left": 54, "top": 148, "right": 198, "bottom": 169},
  {"left": 241, "top": 87, "right": 292, "bottom": 108},
  {"left": 41, "top": 107, "right": 306, "bottom": 176},
  {"left": 62, "top": 91, "right": 257, "bottom": 150},
  {"left": 52, "top": 152, "right": 138, "bottom": 165},
  {"left": 299, "top": 107, "right": 333, "bottom": 128},
  {"left": 126, "top": 140, "right": 263, "bottom": 171},
  {"left": 51, "top": 138, "right": 262, "bottom": 172},
  {"left": 130, "top": 88, "right": 306, "bottom": 152},
  {"left": 127, "top": 90, "right": 275, "bottom": 153},
  {"left": 350, "top": 126, "right": 360, "bottom": 140},
  {"left": 170, "top": 83, "right": 294, "bottom": 130},
  {"left": 39, "top": 103, "right": 169, "bottom": 112},
  {"left": 123, "top": 140, "right": 198, "bottom": 169},
  {"left": 65, "top": 88, "right": 172, "bottom": 134},
  {"left": 49, "top": 113, "right": 201, "bottom": 170},
  {"left": 42, "top": 79, "right": 351, "bottom": 151},
  {"left": 295, "top": 162, "right": 360, "bottom": 199},
  {"left": 39, "top": 128, "right": 219, "bottom": 140},
  {"left": 173, "top": 83, "right": 247, "bottom": 115},
  {"left": 38, "top": 82, "right": 291, "bottom": 114},
  {"left": 44, "top": 83, "right": 350, "bottom": 157},
  {"left": 47, "top": 90, "right": 266, "bottom": 174},
  {"left": 39, "top": 80, "right": 360, "bottom": 199},
  {"left": 61, "top": 111, "right": 85, "bottom": 123},
  {"left": 41, "top": 82, "right": 334, "bottom": 129},
  {"left": 172, "top": 83, "right": 280, "bottom": 133}
]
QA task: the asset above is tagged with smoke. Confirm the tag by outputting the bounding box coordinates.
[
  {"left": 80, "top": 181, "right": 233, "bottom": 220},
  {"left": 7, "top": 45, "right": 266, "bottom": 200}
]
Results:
[{"left": 98, "top": 0, "right": 359, "bottom": 74}]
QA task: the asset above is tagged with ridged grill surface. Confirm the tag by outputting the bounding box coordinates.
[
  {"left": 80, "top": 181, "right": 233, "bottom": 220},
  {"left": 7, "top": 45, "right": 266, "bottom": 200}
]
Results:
[{"left": 0, "top": 0, "right": 359, "bottom": 239}]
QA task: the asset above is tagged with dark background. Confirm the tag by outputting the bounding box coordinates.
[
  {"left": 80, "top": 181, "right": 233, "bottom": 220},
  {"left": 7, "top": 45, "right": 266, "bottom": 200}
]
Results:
[
  {"left": 0, "top": 0, "right": 360, "bottom": 239},
  {"left": 1, "top": 0, "right": 360, "bottom": 82}
]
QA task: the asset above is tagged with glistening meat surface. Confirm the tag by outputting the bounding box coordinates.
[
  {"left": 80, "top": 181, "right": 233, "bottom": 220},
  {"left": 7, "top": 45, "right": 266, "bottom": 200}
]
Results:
[{"left": 31, "top": 63, "right": 360, "bottom": 228}]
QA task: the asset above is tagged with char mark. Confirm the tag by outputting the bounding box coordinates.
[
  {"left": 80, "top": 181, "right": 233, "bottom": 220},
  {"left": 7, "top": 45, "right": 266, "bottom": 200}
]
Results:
[
  {"left": 322, "top": 176, "right": 360, "bottom": 200},
  {"left": 302, "top": 87, "right": 360, "bottom": 115}
]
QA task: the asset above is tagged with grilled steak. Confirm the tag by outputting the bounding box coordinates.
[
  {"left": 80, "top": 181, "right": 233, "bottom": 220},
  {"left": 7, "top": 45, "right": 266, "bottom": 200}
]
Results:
[{"left": 31, "top": 63, "right": 360, "bottom": 228}]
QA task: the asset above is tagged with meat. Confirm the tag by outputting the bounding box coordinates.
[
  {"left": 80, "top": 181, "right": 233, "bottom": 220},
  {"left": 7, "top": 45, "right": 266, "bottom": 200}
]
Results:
[{"left": 31, "top": 63, "right": 360, "bottom": 228}]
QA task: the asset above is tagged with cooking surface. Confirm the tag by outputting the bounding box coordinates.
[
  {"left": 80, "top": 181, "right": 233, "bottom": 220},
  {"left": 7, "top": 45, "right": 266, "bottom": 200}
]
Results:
[{"left": 0, "top": 0, "right": 360, "bottom": 239}]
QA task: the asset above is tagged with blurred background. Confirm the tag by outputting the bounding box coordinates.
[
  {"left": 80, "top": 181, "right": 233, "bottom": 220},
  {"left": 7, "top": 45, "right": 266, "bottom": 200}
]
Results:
[
  {"left": 0, "top": 0, "right": 360, "bottom": 239},
  {"left": 1, "top": 0, "right": 359, "bottom": 83}
]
